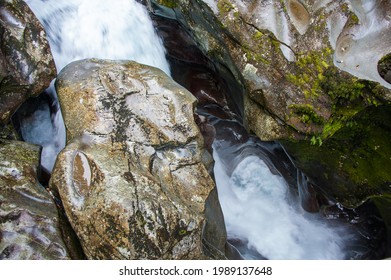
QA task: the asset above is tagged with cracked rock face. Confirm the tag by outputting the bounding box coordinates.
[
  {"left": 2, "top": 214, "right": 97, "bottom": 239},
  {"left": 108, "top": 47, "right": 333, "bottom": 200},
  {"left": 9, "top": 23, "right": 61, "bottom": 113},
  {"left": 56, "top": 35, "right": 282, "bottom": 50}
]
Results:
[
  {"left": 0, "top": 0, "right": 56, "bottom": 124},
  {"left": 51, "top": 59, "right": 215, "bottom": 259},
  {"left": 0, "top": 140, "right": 69, "bottom": 259},
  {"left": 173, "top": 0, "right": 391, "bottom": 139}
]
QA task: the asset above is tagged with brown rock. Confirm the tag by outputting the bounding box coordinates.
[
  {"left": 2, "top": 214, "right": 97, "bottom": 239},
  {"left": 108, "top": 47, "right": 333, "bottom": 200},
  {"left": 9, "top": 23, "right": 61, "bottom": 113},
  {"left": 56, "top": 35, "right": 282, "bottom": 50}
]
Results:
[
  {"left": 0, "top": 139, "right": 69, "bottom": 259},
  {"left": 51, "top": 59, "right": 220, "bottom": 259},
  {"left": 0, "top": 0, "right": 56, "bottom": 124}
]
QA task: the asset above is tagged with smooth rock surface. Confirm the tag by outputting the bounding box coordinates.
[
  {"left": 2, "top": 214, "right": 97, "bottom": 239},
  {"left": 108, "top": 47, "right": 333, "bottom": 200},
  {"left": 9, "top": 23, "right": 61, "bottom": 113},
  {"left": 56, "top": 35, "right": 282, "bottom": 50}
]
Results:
[
  {"left": 0, "top": 139, "right": 69, "bottom": 259},
  {"left": 0, "top": 0, "right": 56, "bottom": 123},
  {"left": 161, "top": 0, "right": 391, "bottom": 140},
  {"left": 51, "top": 59, "right": 217, "bottom": 259}
]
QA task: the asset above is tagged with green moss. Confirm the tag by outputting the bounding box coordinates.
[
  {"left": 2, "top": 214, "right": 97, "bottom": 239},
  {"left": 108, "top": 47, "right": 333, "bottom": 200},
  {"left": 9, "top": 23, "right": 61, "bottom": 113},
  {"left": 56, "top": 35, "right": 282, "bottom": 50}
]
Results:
[
  {"left": 320, "top": 67, "right": 366, "bottom": 104},
  {"left": 379, "top": 53, "right": 391, "bottom": 65},
  {"left": 350, "top": 14, "right": 359, "bottom": 24},
  {"left": 289, "top": 104, "right": 324, "bottom": 125},
  {"left": 282, "top": 105, "right": 391, "bottom": 207},
  {"left": 340, "top": 3, "right": 350, "bottom": 13},
  {"left": 286, "top": 46, "right": 384, "bottom": 140},
  {"left": 286, "top": 48, "right": 332, "bottom": 99},
  {"left": 156, "top": 0, "right": 178, "bottom": 8},
  {"left": 253, "top": 31, "right": 264, "bottom": 40},
  {"left": 247, "top": 30, "right": 282, "bottom": 65},
  {"left": 378, "top": 53, "right": 391, "bottom": 84},
  {"left": 243, "top": 43, "right": 271, "bottom": 65},
  {"left": 217, "top": 0, "right": 234, "bottom": 14},
  {"left": 280, "top": 0, "right": 287, "bottom": 13}
]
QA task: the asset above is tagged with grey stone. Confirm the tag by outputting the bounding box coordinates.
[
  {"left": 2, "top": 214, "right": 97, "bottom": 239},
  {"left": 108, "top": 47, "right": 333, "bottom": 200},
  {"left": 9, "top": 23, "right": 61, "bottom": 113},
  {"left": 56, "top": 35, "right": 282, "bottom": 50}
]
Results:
[{"left": 51, "top": 59, "right": 219, "bottom": 259}]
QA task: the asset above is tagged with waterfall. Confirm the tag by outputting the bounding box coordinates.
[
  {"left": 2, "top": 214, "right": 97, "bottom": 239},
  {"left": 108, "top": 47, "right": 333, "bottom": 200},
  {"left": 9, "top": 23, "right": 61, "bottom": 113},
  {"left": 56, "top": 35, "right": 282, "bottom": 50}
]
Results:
[
  {"left": 21, "top": 0, "right": 171, "bottom": 172},
  {"left": 18, "top": 0, "right": 382, "bottom": 259},
  {"left": 25, "top": 0, "right": 171, "bottom": 74}
]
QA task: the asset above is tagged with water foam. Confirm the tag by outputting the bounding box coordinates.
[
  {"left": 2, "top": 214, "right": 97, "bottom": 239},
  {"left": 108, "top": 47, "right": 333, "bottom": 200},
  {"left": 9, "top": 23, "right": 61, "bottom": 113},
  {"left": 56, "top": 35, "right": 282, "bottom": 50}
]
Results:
[
  {"left": 213, "top": 145, "right": 347, "bottom": 259},
  {"left": 25, "top": 0, "right": 171, "bottom": 74}
]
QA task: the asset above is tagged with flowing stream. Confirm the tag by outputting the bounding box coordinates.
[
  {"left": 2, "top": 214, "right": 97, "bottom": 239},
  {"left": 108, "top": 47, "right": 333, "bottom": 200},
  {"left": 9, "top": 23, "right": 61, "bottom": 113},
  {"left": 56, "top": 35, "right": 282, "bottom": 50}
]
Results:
[
  {"left": 18, "top": 0, "right": 383, "bottom": 259},
  {"left": 19, "top": 0, "right": 170, "bottom": 172},
  {"left": 25, "top": 0, "right": 170, "bottom": 74},
  {"left": 213, "top": 140, "right": 347, "bottom": 259}
]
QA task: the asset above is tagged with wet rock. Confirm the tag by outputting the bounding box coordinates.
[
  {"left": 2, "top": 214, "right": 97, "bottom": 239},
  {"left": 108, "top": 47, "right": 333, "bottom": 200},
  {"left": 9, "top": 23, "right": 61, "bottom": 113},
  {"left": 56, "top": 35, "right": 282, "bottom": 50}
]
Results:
[
  {"left": 51, "top": 59, "right": 219, "bottom": 259},
  {"left": 370, "top": 194, "right": 391, "bottom": 257},
  {"left": 0, "top": 140, "right": 69, "bottom": 259},
  {"left": 151, "top": 10, "right": 244, "bottom": 119},
  {"left": 0, "top": 0, "right": 56, "bottom": 124},
  {"left": 151, "top": 1, "right": 245, "bottom": 114},
  {"left": 321, "top": 199, "right": 388, "bottom": 259},
  {"left": 0, "top": 123, "right": 19, "bottom": 140},
  {"left": 335, "top": 0, "right": 391, "bottom": 89},
  {"left": 282, "top": 105, "right": 391, "bottom": 208},
  {"left": 151, "top": 0, "right": 391, "bottom": 213},
  {"left": 378, "top": 53, "right": 391, "bottom": 84},
  {"left": 163, "top": 0, "right": 391, "bottom": 140},
  {"left": 287, "top": 0, "right": 310, "bottom": 35}
]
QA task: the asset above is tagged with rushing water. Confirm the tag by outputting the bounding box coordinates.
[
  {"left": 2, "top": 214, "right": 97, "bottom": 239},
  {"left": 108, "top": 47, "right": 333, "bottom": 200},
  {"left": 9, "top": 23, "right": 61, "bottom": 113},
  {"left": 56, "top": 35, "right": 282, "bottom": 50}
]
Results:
[
  {"left": 25, "top": 0, "right": 170, "bottom": 74},
  {"left": 20, "top": 0, "right": 171, "bottom": 172},
  {"left": 213, "top": 141, "right": 347, "bottom": 259},
  {"left": 17, "top": 0, "right": 383, "bottom": 259}
]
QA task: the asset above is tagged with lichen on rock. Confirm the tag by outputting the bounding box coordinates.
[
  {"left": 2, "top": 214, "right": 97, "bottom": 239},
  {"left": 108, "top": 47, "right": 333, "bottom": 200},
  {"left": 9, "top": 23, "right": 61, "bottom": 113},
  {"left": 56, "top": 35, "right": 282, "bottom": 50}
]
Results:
[
  {"left": 166, "top": 0, "right": 390, "bottom": 141},
  {"left": 51, "top": 59, "right": 217, "bottom": 259}
]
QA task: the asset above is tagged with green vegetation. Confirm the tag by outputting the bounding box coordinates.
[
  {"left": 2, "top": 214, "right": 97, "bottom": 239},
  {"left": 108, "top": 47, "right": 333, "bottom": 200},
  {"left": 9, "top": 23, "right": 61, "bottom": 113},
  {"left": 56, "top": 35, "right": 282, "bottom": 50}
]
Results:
[
  {"left": 320, "top": 67, "right": 374, "bottom": 105},
  {"left": 289, "top": 104, "right": 324, "bottom": 125},
  {"left": 157, "top": 0, "right": 178, "bottom": 8},
  {"left": 286, "top": 48, "right": 332, "bottom": 99},
  {"left": 285, "top": 46, "right": 384, "bottom": 141},
  {"left": 378, "top": 53, "right": 391, "bottom": 83},
  {"left": 217, "top": 0, "right": 234, "bottom": 14},
  {"left": 282, "top": 105, "right": 391, "bottom": 207}
]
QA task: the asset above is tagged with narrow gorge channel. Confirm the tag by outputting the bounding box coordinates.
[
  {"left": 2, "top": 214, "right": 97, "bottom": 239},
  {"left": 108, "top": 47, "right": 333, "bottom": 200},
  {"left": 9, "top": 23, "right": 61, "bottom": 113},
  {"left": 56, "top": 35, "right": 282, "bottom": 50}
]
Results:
[{"left": 6, "top": 0, "right": 388, "bottom": 259}]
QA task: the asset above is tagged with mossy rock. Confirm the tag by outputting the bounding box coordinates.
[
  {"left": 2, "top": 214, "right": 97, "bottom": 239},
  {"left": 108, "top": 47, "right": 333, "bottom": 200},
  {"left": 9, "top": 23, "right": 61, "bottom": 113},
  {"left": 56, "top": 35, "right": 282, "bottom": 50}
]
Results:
[
  {"left": 156, "top": 0, "right": 178, "bottom": 8},
  {"left": 378, "top": 53, "right": 391, "bottom": 84},
  {"left": 282, "top": 105, "right": 391, "bottom": 208},
  {"left": 370, "top": 194, "right": 391, "bottom": 255}
]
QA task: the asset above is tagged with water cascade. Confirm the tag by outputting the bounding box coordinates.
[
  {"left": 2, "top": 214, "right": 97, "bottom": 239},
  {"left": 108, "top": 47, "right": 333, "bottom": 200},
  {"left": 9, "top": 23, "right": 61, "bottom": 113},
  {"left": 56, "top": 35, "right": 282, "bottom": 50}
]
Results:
[
  {"left": 13, "top": 0, "right": 386, "bottom": 259},
  {"left": 25, "top": 0, "right": 171, "bottom": 74},
  {"left": 152, "top": 7, "right": 386, "bottom": 259},
  {"left": 18, "top": 0, "right": 171, "bottom": 173},
  {"left": 213, "top": 141, "right": 346, "bottom": 259}
]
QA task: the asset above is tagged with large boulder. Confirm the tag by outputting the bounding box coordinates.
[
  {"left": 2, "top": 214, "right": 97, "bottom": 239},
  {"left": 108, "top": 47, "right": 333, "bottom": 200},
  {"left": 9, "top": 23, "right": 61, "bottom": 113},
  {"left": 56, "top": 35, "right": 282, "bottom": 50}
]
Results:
[
  {"left": 0, "top": 140, "right": 69, "bottom": 259},
  {"left": 0, "top": 0, "right": 56, "bottom": 124},
  {"left": 51, "top": 59, "right": 221, "bottom": 259}
]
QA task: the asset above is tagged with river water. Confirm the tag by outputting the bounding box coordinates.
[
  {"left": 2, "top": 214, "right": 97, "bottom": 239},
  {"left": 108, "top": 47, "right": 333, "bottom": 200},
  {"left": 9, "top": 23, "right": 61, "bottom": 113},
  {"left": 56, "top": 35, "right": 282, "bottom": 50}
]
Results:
[{"left": 19, "top": 0, "right": 385, "bottom": 259}]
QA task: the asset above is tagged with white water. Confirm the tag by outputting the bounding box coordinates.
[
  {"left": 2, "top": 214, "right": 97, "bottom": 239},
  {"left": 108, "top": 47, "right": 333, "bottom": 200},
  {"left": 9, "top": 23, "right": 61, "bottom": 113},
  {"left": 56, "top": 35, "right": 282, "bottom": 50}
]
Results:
[
  {"left": 25, "top": 0, "right": 171, "bottom": 74},
  {"left": 21, "top": 0, "right": 356, "bottom": 259},
  {"left": 18, "top": 82, "right": 66, "bottom": 172},
  {"left": 22, "top": 0, "right": 171, "bottom": 171},
  {"left": 213, "top": 143, "right": 347, "bottom": 259}
]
